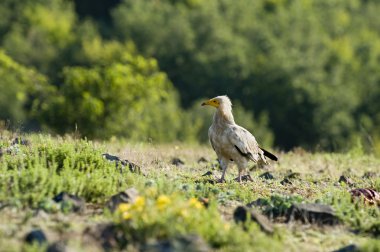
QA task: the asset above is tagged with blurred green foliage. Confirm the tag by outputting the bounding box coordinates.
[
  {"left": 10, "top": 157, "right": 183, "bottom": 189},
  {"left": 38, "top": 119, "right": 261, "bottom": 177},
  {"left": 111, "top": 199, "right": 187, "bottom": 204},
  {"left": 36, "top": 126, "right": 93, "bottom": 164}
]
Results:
[
  {"left": 0, "top": 0, "right": 379, "bottom": 150},
  {"left": 0, "top": 50, "right": 53, "bottom": 129},
  {"left": 39, "top": 43, "right": 185, "bottom": 141},
  {"left": 112, "top": 0, "right": 380, "bottom": 151}
]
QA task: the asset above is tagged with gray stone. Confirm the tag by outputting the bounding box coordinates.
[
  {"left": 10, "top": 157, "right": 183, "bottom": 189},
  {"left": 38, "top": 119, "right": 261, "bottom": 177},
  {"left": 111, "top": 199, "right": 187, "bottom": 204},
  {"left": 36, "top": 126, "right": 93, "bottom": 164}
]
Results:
[
  {"left": 350, "top": 188, "right": 380, "bottom": 205},
  {"left": 102, "top": 153, "right": 141, "bottom": 174},
  {"left": 259, "top": 172, "right": 275, "bottom": 180},
  {"left": 195, "top": 178, "right": 216, "bottom": 185},
  {"left": 171, "top": 158, "right": 185, "bottom": 166},
  {"left": 106, "top": 188, "right": 139, "bottom": 212},
  {"left": 47, "top": 241, "right": 66, "bottom": 252},
  {"left": 286, "top": 203, "right": 340, "bottom": 225},
  {"left": 25, "top": 229, "right": 47, "bottom": 245},
  {"left": 234, "top": 174, "right": 253, "bottom": 182},
  {"left": 202, "top": 171, "right": 213, "bottom": 176},
  {"left": 247, "top": 198, "right": 268, "bottom": 208},
  {"left": 338, "top": 175, "right": 354, "bottom": 187},
  {"left": 362, "top": 171, "right": 377, "bottom": 179},
  {"left": 197, "top": 157, "right": 208, "bottom": 163},
  {"left": 100, "top": 224, "right": 127, "bottom": 251},
  {"left": 280, "top": 178, "right": 293, "bottom": 185},
  {"left": 233, "top": 206, "right": 274, "bottom": 234},
  {"left": 332, "top": 244, "right": 359, "bottom": 252},
  {"left": 285, "top": 172, "right": 301, "bottom": 179},
  {"left": 143, "top": 234, "right": 210, "bottom": 252},
  {"left": 102, "top": 153, "right": 120, "bottom": 162},
  {"left": 53, "top": 192, "right": 85, "bottom": 213},
  {"left": 11, "top": 137, "right": 30, "bottom": 146}
]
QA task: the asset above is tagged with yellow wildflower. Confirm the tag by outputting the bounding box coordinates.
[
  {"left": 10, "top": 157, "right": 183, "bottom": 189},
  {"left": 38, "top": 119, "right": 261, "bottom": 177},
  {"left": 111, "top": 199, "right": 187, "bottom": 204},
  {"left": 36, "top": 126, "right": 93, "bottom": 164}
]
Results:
[
  {"left": 133, "top": 196, "right": 146, "bottom": 211},
  {"left": 179, "top": 209, "right": 189, "bottom": 218},
  {"left": 223, "top": 223, "right": 231, "bottom": 231},
  {"left": 117, "top": 203, "right": 131, "bottom": 213},
  {"left": 122, "top": 211, "right": 132, "bottom": 220},
  {"left": 156, "top": 195, "right": 171, "bottom": 210},
  {"left": 188, "top": 198, "right": 203, "bottom": 209}
]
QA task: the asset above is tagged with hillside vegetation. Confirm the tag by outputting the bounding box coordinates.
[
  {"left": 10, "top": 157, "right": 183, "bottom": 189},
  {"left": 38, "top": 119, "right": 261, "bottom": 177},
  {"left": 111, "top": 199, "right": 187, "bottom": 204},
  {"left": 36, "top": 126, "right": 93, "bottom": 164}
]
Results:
[
  {"left": 0, "top": 0, "right": 380, "bottom": 152},
  {"left": 0, "top": 134, "right": 379, "bottom": 251}
]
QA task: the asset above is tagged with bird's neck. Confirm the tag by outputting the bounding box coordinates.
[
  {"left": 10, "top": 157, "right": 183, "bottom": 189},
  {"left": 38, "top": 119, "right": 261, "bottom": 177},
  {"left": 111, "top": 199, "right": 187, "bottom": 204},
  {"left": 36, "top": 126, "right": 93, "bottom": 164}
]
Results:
[{"left": 213, "top": 105, "right": 235, "bottom": 125}]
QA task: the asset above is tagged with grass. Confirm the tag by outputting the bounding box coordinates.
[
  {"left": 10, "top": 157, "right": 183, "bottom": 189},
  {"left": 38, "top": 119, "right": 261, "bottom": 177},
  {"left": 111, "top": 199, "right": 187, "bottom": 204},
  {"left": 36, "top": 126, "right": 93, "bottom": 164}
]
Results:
[{"left": 0, "top": 133, "right": 379, "bottom": 251}]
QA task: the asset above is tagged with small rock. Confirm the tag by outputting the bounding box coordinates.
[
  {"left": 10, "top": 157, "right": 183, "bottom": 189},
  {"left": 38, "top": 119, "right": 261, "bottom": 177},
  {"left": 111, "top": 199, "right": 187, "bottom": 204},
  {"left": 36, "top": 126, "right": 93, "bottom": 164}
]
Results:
[
  {"left": 123, "top": 159, "right": 141, "bottom": 173},
  {"left": 143, "top": 234, "right": 210, "bottom": 252},
  {"left": 103, "top": 153, "right": 141, "bottom": 174},
  {"left": 235, "top": 174, "right": 253, "bottom": 182},
  {"left": 25, "top": 229, "right": 47, "bottom": 245},
  {"left": 47, "top": 241, "right": 66, "bottom": 252},
  {"left": 247, "top": 198, "right": 268, "bottom": 208},
  {"left": 339, "top": 175, "right": 354, "bottom": 186},
  {"left": 198, "top": 197, "right": 210, "bottom": 208},
  {"left": 286, "top": 203, "right": 340, "bottom": 225},
  {"left": 106, "top": 187, "right": 139, "bottom": 212},
  {"left": 333, "top": 244, "right": 359, "bottom": 252},
  {"left": 84, "top": 223, "right": 127, "bottom": 251},
  {"left": 202, "top": 171, "right": 213, "bottom": 176},
  {"left": 367, "top": 222, "right": 380, "bottom": 237},
  {"left": 3, "top": 145, "right": 20, "bottom": 155},
  {"left": 233, "top": 206, "right": 274, "bottom": 234},
  {"left": 171, "top": 157, "right": 185, "bottom": 166},
  {"left": 197, "top": 157, "right": 208, "bottom": 163},
  {"left": 11, "top": 137, "right": 30, "bottom": 146},
  {"left": 102, "top": 153, "right": 120, "bottom": 162},
  {"left": 259, "top": 172, "right": 275, "bottom": 180},
  {"left": 285, "top": 172, "right": 301, "bottom": 180},
  {"left": 195, "top": 179, "right": 216, "bottom": 185},
  {"left": 362, "top": 171, "right": 377, "bottom": 179},
  {"left": 280, "top": 178, "right": 293, "bottom": 185},
  {"left": 350, "top": 188, "right": 380, "bottom": 205},
  {"left": 53, "top": 192, "right": 85, "bottom": 213},
  {"left": 100, "top": 224, "right": 126, "bottom": 250}
]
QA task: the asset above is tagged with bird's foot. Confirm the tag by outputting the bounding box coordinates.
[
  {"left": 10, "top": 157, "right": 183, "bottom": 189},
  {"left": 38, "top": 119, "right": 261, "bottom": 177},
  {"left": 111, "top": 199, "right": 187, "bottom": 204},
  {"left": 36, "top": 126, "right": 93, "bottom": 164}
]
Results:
[
  {"left": 234, "top": 174, "right": 253, "bottom": 183},
  {"left": 216, "top": 178, "right": 226, "bottom": 183}
]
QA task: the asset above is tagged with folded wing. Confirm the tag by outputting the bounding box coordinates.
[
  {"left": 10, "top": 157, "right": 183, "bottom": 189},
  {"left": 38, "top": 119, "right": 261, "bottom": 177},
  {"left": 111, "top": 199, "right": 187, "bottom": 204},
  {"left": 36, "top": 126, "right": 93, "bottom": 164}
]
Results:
[{"left": 227, "top": 126, "right": 261, "bottom": 162}]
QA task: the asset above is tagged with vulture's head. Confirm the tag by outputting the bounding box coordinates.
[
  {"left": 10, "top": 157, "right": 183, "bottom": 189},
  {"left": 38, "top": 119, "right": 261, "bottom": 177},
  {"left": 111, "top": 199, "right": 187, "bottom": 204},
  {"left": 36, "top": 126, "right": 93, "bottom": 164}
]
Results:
[{"left": 201, "top": 95, "right": 232, "bottom": 110}]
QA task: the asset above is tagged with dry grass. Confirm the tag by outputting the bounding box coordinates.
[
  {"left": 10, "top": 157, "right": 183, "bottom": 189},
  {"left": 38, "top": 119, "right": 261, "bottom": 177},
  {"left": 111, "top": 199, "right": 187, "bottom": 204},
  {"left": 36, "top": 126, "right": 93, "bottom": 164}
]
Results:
[{"left": 0, "top": 135, "right": 379, "bottom": 251}]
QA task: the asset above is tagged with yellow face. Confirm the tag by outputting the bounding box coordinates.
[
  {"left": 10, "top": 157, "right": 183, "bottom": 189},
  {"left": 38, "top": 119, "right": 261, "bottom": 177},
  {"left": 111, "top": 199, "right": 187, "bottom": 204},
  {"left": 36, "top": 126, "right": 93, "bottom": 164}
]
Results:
[{"left": 201, "top": 98, "right": 220, "bottom": 108}]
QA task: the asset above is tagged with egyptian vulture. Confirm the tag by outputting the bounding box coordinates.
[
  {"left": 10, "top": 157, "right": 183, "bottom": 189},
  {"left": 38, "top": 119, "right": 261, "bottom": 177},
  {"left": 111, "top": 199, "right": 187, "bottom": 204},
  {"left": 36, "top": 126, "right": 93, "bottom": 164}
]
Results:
[{"left": 201, "top": 95, "right": 277, "bottom": 182}]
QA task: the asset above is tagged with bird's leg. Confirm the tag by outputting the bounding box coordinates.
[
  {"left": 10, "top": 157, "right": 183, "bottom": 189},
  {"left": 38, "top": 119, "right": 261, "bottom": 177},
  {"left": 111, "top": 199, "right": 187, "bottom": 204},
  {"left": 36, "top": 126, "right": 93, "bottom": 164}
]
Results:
[
  {"left": 218, "top": 159, "right": 228, "bottom": 183},
  {"left": 234, "top": 163, "right": 248, "bottom": 183},
  {"left": 237, "top": 169, "right": 242, "bottom": 183},
  {"left": 220, "top": 171, "right": 226, "bottom": 183}
]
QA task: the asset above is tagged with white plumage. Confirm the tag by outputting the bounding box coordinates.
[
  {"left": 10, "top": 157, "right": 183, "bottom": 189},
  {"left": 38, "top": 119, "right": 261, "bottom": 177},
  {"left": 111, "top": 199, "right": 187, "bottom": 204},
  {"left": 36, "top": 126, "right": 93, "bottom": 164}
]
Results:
[{"left": 202, "top": 95, "right": 277, "bottom": 182}]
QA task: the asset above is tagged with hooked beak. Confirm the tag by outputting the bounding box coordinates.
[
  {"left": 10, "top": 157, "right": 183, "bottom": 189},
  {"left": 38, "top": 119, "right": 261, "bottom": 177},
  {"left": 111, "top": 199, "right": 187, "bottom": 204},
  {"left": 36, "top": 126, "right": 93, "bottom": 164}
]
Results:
[
  {"left": 201, "top": 99, "right": 218, "bottom": 108},
  {"left": 201, "top": 100, "right": 211, "bottom": 106}
]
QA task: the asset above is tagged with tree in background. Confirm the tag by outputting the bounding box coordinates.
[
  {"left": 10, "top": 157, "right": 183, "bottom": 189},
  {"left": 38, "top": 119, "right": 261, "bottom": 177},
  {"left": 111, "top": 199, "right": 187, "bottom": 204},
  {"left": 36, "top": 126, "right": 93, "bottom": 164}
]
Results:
[
  {"left": 112, "top": 0, "right": 380, "bottom": 151},
  {"left": 1, "top": 0, "right": 76, "bottom": 78},
  {"left": 38, "top": 37, "right": 185, "bottom": 141},
  {"left": 0, "top": 50, "right": 54, "bottom": 130},
  {"left": 0, "top": 0, "right": 379, "bottom": 151}
]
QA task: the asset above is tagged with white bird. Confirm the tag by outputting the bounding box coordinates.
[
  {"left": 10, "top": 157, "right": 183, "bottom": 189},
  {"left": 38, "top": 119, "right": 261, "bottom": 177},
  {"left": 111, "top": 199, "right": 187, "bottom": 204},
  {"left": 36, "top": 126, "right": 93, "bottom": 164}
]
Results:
[{"left": 201, "top": 95, "right": 277, "bottom": 182}]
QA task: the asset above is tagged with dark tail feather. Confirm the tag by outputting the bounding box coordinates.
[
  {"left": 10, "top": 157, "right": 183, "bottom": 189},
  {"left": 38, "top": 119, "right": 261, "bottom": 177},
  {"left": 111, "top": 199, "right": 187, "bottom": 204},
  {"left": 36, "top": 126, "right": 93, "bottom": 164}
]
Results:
[{"left": 260, "top": 147, "right": 278, "bottom": 161}]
